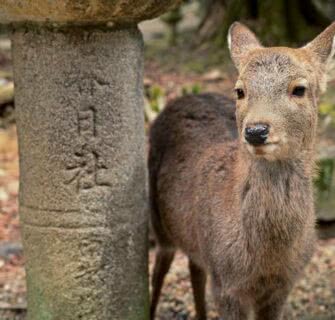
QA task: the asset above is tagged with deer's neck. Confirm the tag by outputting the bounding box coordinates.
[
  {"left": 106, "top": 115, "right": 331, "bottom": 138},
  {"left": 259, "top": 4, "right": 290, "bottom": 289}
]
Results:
[{"left": 236, "top": 152, "right": 314, "bottom": 247}]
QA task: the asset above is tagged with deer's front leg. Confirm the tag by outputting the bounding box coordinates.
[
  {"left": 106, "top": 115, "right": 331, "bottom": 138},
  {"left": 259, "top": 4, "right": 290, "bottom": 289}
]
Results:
[
  {"left": 212, "top": 282, "right": 250, "bottom": 320},
  {"left": 254, "top": 288, "right": 290, "bottom": 320},
  {"left": 217, "top": 295, "right": 250, "bottom": 320}
]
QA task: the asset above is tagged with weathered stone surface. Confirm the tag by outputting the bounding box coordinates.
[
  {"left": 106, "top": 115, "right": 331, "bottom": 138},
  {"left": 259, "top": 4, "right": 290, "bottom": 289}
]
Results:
[
  {"left": 12, "top": 26, "right": 148, "bottom": 319},
  {"left": 0, "top": 0, "right": 182, "bottom": 25}
]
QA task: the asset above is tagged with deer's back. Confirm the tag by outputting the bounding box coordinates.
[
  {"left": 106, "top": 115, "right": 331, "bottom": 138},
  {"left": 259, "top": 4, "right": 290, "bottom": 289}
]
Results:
[
  {"left": 149, "top": 94, "right": 238, "bottom": 263},
  {"left": 150, "top": 93, "right": 237, "bottom": 156}
]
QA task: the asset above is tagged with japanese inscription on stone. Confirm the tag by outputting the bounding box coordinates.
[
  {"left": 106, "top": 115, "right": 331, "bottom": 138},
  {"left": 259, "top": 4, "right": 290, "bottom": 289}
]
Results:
[{"left": 65, "top": 106, "right": 111, "bottom": 191}]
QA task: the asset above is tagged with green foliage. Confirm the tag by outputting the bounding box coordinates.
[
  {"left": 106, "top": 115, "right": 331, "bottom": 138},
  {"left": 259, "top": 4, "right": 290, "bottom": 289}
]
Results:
[
  {"left": 144, "top": 83, "right": 202, "bottom": 123},
  {"left": 144, "top": 85, "right": 166, "bottom": 123},
  {"left": 148, "top": 85, "right": 166, "bottom": 113},
  {"left": 315, "top": 159, "right": 334, "bottom": 194},
  {"left": 319, "top": 102, "right": 335, "bottom": 120},
  {"left": 314, "top": 158, "right": 335, "bottom": 221},
  {"left": 181, "top": 83, "right": 202, "bottom": 95}
]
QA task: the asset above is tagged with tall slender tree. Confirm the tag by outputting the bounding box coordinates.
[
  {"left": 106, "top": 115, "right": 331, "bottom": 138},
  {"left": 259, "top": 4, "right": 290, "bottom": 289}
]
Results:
[{"left": 197, "top": 0, "right": 333, "bottom": 46}]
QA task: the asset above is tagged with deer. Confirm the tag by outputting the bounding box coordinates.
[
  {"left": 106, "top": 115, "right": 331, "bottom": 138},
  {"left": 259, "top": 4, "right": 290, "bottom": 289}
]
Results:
[{"left": 148, "top": 21, "right": 335, "bottom": 320}]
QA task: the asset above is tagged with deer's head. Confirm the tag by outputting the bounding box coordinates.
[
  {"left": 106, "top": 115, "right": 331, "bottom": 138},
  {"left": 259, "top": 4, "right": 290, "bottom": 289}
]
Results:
[{"left": 228, "top": 22, "right": 335, "bottom": 161}]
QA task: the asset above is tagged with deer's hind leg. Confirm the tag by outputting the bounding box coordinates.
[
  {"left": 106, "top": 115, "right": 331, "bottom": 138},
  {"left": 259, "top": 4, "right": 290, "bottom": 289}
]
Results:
[
  {"left": 150, "top": 247, "right": 175, "bottom": 320},
  {"left": 189, "top": 259, "right": 207, "bottom": 320}
]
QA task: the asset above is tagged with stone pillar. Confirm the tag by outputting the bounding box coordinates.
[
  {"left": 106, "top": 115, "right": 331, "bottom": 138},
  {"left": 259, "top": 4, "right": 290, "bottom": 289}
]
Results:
[
  {"left": 12, "top": 26, "right": 148, "bottom": 319},
  {"left": 0, "top": 1, "right": 181, "bottom": 319}
]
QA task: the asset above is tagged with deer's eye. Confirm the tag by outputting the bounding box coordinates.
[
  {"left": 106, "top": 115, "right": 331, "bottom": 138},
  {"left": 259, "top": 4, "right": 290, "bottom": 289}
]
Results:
[
  {"left": 235, "top": 88, "right": 245, "bottom": 100},
  {"left": 292, "top": 86, "right": 306, "bottom": 97}
]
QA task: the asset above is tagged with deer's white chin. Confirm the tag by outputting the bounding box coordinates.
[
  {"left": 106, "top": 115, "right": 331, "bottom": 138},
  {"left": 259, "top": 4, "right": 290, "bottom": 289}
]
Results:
[{"left": 246, "top": 143, "right": 280, "bottom": 161}]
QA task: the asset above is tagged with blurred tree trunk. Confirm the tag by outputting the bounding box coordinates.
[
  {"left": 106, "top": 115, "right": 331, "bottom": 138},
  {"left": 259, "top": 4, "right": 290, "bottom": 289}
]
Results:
[{"left": 197, "top": 0, "right": 332, "bottom": 47}]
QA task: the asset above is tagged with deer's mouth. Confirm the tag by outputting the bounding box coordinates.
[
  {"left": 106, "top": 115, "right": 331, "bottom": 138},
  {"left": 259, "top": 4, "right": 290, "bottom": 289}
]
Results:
[{"left": 245, "top": 142, "right": 280, "bottom": 159}]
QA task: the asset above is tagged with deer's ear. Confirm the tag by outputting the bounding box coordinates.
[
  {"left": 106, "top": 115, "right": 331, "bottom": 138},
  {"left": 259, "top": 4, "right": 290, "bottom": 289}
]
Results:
[
  {"left": 228, "top": 22, "right": 262, "bottom": 70},
  {"left": 304, "top": 22, "right": 335, "bottom": 64}
]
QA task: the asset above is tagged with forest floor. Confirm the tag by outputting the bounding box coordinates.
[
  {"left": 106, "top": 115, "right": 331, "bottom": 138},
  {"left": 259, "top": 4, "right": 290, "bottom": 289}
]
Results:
[{"left": 1, "top": 15, "right": 335, "bottom": 319}]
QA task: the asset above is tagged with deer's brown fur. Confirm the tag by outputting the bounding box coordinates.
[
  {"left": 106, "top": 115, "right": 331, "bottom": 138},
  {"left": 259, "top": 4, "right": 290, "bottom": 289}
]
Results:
[{"left": 149, "top": 22, "right": 335, "bottom": 320}]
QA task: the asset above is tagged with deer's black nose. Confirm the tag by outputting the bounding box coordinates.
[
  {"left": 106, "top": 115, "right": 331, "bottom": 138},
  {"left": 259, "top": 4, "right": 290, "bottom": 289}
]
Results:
[{"left": 244, "top": 124, "right": 269, "bottom": 146}]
